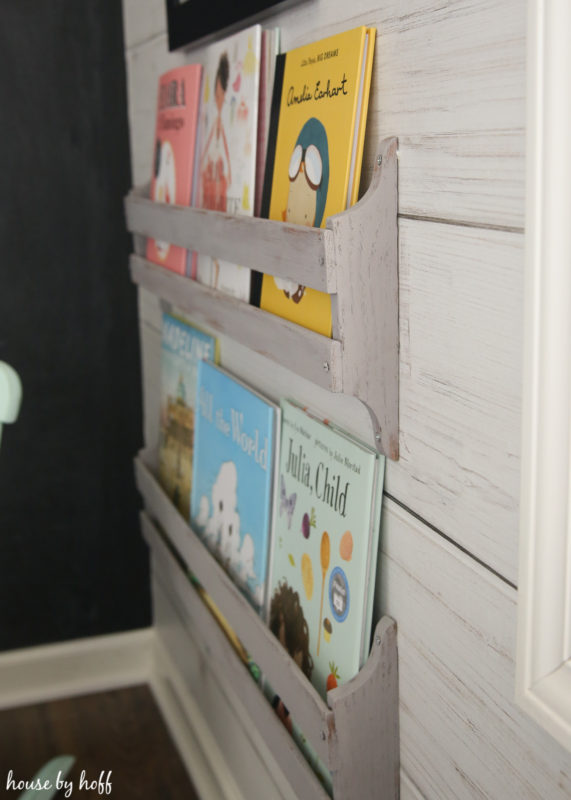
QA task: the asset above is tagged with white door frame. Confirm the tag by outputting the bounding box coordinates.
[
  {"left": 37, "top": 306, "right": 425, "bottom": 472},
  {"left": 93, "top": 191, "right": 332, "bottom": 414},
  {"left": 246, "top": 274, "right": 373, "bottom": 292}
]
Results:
[{"left": 517, "top": 0, "right": 571, "bottom": 752}]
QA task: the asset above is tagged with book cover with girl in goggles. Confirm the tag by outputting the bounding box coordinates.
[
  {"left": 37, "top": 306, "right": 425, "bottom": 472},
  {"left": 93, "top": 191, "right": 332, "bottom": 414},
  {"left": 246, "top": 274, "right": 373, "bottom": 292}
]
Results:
[{"left": 258, "top": 27, "right": 376, "bottom": 337}]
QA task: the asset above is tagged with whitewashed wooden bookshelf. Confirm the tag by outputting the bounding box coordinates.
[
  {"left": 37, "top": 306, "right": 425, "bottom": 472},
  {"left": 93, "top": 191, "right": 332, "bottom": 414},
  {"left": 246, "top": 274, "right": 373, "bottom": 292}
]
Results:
[
  {"left": 124, "top": 136, "right": 400, "bottom": 798},
  {"left": 136, "top": 449, "right": 399, "bottom": 800},
  {"left": 125, "top": 135, "right": 399, "bottom": 460}
]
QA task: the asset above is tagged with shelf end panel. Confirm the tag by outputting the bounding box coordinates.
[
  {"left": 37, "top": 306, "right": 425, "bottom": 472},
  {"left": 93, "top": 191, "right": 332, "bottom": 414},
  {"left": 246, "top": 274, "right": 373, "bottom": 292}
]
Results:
[
  {"left": 327, "top": 617, "right": 399, "bottom": 800},
  {"left": 328, "top": 137, "right": 399, "bottom": 460}
]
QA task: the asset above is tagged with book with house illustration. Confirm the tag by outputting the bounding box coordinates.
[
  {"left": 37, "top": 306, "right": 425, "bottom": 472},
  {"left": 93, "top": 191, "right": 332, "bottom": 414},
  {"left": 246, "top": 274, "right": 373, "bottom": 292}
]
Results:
[
  {"left": 146, "top": 64, "right": 203, "bottom": 275},
  {"left": 190, "top": 360, "right": 279, "bottom": 613},
  {"left": 158, "top": 313, "right": 218, "bottom": 519},
  {"left": 256, "top": 26, "right": 376, "bottom": 334},
  {"left": 194, "top": 25, "right": 262, "bottom": 301}
]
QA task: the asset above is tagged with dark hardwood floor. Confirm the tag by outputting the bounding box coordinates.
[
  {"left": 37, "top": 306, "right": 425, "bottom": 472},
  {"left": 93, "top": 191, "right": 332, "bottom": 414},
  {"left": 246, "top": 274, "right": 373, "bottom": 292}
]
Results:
[{"left": 0, "top": 685, "right": 200, "bottom": 798}]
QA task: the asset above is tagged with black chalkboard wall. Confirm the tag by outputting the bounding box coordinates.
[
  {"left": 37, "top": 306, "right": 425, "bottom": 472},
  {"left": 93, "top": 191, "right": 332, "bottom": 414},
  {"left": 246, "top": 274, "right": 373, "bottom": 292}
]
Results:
[{"left": 0, "top": 3, "right": 149, "bottom": 650}]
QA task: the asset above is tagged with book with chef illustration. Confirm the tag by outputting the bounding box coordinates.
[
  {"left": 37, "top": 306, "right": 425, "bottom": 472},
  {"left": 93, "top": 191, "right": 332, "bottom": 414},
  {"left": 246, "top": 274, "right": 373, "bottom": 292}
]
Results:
[
  {"left": 256, "top": 26, "right": 376, "bottom": 334},
  {"left": 190, "top": 360, "right": 279, "bottom": 613},
  {"left": 146, "top": 64, "right": 203, "bottom": 275},
  {"left": 267, "top": 399, "right": 385, "bottom": 699},
  {"left": 158, "top": 313, "right": 218, "bottom": 519},
  {"left": 194, "top": 25, "right": 262, "bottom": 300}
]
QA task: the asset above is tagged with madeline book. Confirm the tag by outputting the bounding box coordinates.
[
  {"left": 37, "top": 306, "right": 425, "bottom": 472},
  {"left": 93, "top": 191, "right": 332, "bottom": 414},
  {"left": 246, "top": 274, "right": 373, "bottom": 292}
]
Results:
[
  {"left": 255, "top": 27, "right": 376, "bottom": 333},
  {"left": 158, "top": 314, "right": 218, "bottom": 519},
  {"left": 190, "top": 361, "right": 279, "bottom": 613},
  {"left": 146, "top": 64, "right": 203, "bottom": 275},
  {"left": 194, "top": 25, "right": 262, "bottom": 301}
]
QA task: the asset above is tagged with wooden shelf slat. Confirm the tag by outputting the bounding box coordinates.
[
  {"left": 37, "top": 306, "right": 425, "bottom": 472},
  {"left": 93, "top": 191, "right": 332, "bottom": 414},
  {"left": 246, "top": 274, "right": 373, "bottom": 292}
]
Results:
[
  {"left": 130, "top": 254, "right": 343, "bottom": 392},
  {"left": 125, "top": 189, "right": 337, "bottom": 293}
]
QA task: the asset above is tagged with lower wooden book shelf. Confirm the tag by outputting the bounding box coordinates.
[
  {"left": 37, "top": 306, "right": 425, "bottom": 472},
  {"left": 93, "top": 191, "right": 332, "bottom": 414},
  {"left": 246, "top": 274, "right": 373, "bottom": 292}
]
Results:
[{"left": 135, "top": 448, "right": 399, "bottom": 800}]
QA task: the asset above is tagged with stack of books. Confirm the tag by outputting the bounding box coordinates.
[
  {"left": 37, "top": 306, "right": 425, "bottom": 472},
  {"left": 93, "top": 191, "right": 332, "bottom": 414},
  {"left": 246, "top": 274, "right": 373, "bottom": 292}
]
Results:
[{"left": 146, "top": 24, "right": 376, "bottom": 336}]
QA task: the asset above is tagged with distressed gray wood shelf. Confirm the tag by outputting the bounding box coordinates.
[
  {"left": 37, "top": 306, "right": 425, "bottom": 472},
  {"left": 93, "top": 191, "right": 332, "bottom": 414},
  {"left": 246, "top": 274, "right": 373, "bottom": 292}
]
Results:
[
  {"left": 135, "top": 449, "right": 399, "bottom": 800},
  {"left": 125, "top": 136, "right": 399, "bottom": 459}
]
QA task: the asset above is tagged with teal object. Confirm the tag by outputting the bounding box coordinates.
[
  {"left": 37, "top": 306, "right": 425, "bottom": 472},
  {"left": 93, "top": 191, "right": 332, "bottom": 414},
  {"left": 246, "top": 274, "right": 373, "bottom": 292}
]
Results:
[
  {"left": 17, "top": 755, "right": 75, "bottom": 800},
  {"left": 0, "top": 361, "right": 22, "bottom": 449}
]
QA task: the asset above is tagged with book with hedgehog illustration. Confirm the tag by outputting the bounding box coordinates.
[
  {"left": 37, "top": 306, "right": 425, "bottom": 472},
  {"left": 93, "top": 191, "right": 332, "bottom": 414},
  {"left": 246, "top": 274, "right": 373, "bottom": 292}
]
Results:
[
  {"left": 190, "top": 360, "right": 279, "bottom": 613},
  {"left": 256, "top": 26, "right": 376, "bottom": 333},
  {"left": 267, "top": 399, "right": 385, "bottom": 699},
  {"left": 265, "top": 399, "right": 384, "bottom": 791},
  {"left": 158, "top": 313, "right": 218, "bottom": 519},
  {"left": 146, "top": 64, "right": 203, "bottom": 275}
]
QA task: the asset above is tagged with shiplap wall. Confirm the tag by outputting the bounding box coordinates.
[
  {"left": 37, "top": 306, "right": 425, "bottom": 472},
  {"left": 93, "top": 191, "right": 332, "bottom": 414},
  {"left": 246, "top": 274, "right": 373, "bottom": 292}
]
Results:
[{"left": 121, "top": 1, "right": 571, "bottom": 797}]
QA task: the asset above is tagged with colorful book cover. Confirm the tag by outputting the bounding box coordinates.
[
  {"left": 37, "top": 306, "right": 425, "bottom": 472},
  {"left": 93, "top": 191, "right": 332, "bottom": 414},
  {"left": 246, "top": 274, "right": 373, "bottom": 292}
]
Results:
[
  {"left": 268, "top": 399, "right": 385, "bottom": 698},
  {"left": 146, "top": 65, "right": 203, "bottom": 275},
  {"left": 190, "top": 361, "right": 278, "bottom": 612},
  {"left": 194, "top": 26, "right": 262, "bottom": 301},
  {"left": 257, "top": 27, "right": 376, "bottom": 334},
  {"left": 158, "top": 314, "right": 218, "bottom": 519}
]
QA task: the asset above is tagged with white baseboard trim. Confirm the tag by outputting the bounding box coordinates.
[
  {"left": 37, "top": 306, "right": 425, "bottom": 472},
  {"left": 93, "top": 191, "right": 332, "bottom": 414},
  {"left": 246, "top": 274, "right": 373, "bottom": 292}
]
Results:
[
  {"left": 149, "top": 641, "right": 245, "bottom": 800},
  {"left": 0, "top": 628, "right": 154, "bottom": 710},
  {"left": 0, "top": 628, "right": 242, "bottom": 800}
]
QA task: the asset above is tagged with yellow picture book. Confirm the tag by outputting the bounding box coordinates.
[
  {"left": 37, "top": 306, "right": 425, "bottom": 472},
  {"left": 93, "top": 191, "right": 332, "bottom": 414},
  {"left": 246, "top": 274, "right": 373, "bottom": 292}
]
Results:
[{"left": 258, "top": 27, "right": 376, "bottom": 337}]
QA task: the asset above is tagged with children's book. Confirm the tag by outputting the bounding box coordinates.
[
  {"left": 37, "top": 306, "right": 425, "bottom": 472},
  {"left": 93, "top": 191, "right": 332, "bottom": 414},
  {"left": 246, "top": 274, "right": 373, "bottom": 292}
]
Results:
[
  {"left": 256, "top": 27, "right": 376, "bottom": 334},
  {"left": 190, "top": 361, "right": 279, "bottom": 613},
  {"left": 158, "top": 314, "right": 218, "bottom": 519},
  {"left": 267, "top": 398, "right": 385, "bottom": 696},
  {"left": 194, "top": 26, "right": 262, "bottom": 301},
  {"left": 266, "top": 399, "right": 384, "bottom": 792},
  {"left": 146, "top": 65, "right": 203, "bottom": 275}
]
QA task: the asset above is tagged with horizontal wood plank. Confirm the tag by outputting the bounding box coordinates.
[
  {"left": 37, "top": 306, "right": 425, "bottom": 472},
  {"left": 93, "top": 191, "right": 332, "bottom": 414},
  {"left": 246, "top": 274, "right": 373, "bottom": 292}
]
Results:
[
  {"left": 380, "top": 499, "right": 571, "bottom": 800},
  {"left": 123, "top": 0, "right": 524, "bottom": 228}
]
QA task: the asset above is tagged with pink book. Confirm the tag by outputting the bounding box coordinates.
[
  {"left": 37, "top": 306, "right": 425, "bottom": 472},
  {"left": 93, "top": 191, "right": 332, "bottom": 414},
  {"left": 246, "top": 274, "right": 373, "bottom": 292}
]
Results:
[{"left": 146, "top": 64, "right": 203, "bottom": 275}]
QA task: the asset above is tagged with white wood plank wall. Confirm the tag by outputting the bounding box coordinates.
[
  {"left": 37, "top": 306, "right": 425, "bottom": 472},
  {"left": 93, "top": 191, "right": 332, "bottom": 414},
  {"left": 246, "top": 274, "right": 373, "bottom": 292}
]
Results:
[{"left": 121, "top": 1, "right": 571, "bottom": 797}]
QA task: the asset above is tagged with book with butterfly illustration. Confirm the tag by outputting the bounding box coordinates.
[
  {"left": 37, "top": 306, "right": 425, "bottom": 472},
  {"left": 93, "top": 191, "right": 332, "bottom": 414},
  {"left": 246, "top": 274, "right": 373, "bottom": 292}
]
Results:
[
  {"left": 267, "top": 397, "right": 385, "bottom": 708},
  {"left": 158, "top": 313, "right": 218, "bottom": 519},
  {"left": 190, "top": 361, "right": 279, "bottom": 613},
  {"left": 147, "top": 64, "right": 203, "bottom": 275},
  {"left": 194, "top": 25, "right": 262, "bottom": 300}
]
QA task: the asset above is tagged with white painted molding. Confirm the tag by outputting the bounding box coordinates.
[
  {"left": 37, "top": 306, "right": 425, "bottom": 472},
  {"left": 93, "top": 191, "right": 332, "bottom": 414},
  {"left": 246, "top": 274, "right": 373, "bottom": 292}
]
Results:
[
  {"left": 0, "top": 629, "right": 154, "bottom": 710},
  {"left": 149, "top": 640, "right": 245, "bottom": 800},
  {"left": 516, "top": 0, "right": 571, "bottom": 752}
]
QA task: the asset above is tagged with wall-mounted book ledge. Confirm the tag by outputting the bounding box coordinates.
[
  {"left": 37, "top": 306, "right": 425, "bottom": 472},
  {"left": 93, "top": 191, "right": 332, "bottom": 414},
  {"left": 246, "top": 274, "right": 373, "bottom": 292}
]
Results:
[
  {"left": 125, "top": 137, "right": 399, "bottom": 459},
  {"left": 135, "top": 449, "right": 399, "bottom": 800}
]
